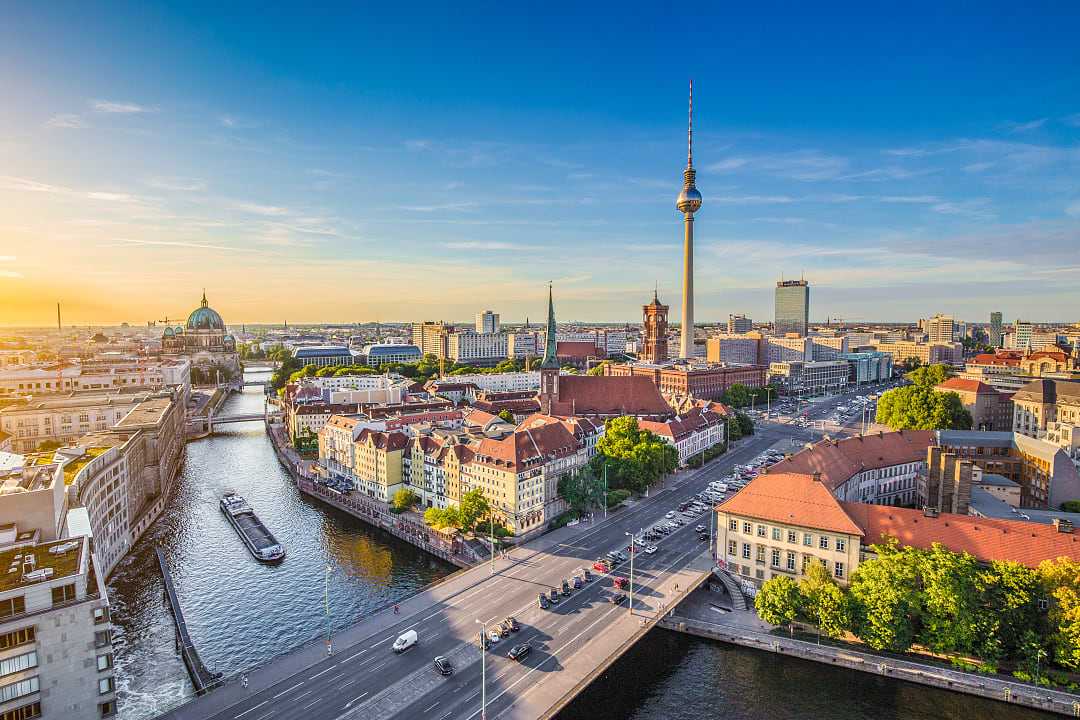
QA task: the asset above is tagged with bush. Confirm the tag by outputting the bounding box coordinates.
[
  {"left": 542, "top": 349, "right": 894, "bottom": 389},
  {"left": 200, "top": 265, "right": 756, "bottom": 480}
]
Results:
[
  {"left": 391, "top": 488, "right": 419, "bottom": 513},
  {"left": 606, "top": 489, "right": 631, "bottom": 508},
  {"left": 549, "top": 511, "right": 576, "bottom": 530}
]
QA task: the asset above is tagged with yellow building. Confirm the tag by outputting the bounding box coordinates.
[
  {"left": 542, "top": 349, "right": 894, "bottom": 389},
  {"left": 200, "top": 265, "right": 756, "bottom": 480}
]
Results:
[{"left": 352, "top": 428, "right": 407, "bottom": 502}]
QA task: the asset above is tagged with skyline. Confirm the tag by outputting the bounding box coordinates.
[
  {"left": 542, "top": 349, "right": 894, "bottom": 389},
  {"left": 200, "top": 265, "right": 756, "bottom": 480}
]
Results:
[{"left": 2, "top": 3, "right": 1080, "bottom": 326}]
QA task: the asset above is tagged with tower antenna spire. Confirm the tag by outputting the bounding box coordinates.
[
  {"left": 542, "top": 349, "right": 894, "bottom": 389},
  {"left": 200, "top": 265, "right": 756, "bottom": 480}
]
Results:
[{"left": 687, "top": 80, "right": 694, "bottom": 167}]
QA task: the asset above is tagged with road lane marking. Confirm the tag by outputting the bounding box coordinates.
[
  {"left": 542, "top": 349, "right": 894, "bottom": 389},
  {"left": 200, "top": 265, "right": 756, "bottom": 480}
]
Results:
[
  {"left": 439, "top": 712, "right": 452, "bottom": 720},
  {"left": 345, "top": 691, "right": 369, "bottom": 708},
  {"left": 234, "top": 700, "right": 268, "bottom": 718},
  {"left": 301, "top": 698, "right": 320, "bottom": 710},
  {"left": 369, "top": 661, "right": 387, "bottom": 672},
  {"left": 343, "top": 648, "right": 368, "bottom": 661},
  {"left": 424, "top": 701, "right": 440, "bottom": 712},
  {"left": 309, "top": 666, "right": 334, "bottom": 679},
  {"left": 294, "top": 690, "right": 312, "bottom": 701},
  {"left": 369, "top": 637, "right": 392, "bottom": 648},
  {"left": 271, "top": 681, "right": 303, "bottom": 699},
  {"left": 421, "top": 610, "right": 441, "bottom": 621}
]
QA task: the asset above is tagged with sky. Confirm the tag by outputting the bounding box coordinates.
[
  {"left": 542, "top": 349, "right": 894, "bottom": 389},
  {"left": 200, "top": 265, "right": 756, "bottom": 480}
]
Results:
[{"left": 1, "top": 2, "right": 1079, "bottom": 327}]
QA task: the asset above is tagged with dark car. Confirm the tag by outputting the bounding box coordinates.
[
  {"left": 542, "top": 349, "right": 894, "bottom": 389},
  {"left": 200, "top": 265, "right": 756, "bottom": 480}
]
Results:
[
  {"left": 561, "top": 579, "right": 571, "bottom": 596},
  {"left": 549, "top": 588, "right": 560, "bottom": 604},
  {"left": 503, "top": 616, "right": 520, "bottom": 633},
  {"left": 698, "top": 533, "right": 709, "bottom": 542},
  {"left": 583, "top": 568, "right": 592, "bottom": 581},
  {"left": 497, "top": 624, "right": 511, "bottom": 638},
  {"left": 611, "top": 592, "right": 627, "bottom": 604},
  {"left": 537, "top": 593, "right": 549, "bottom": 609},
  {"left": 573, "top": 576, "right": 583, "bottom": 590},
  {"left": 433, "top": 656, "right": 453, "bottom": 676},
  {"left": 507, "top": 643, "right": 532, "bottom": 661}
]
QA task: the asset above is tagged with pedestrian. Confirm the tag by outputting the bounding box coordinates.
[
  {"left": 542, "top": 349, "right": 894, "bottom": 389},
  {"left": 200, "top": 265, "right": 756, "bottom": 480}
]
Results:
[
  {"left": 675, "top": 583, "right": 679, "bottom": 592},
  {"left": 241, "top": 674, "right": 248, "bottom": 689},
  {"left": 394, "top": 604, "right": 400, "bottom": 615}
]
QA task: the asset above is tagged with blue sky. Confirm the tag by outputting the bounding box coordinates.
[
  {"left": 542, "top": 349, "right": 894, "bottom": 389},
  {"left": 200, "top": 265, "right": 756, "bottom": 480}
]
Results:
[{"left": 1, "top": 2, "right": 1078, "bottom": 326}]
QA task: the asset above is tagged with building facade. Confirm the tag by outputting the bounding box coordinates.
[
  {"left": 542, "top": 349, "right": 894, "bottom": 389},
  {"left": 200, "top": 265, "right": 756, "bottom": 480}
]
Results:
[
  {"left": 727, "top": 314, "right": 752, "bottom": 334},
  {"left": 475, "top": 311, "right": 500, "bottom": 335},
  {"left": 774, "top": 280, "right": 810, "bottom": 337}
]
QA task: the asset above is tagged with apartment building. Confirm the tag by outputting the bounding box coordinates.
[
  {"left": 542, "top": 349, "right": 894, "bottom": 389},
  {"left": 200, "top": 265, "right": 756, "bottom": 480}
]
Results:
[
  {"left": 637, "top": 404, "right": 726, "bottom": 466},
  {"left": 935, "top": 378, "right": 1013, "bottom": 431},
  {"left": 411, "top": 322, "right": 454, "bottom": 359},
  {"left": 0, "top": 391, "right": 159, "bottom": 454},
  {"left": 871, "top": 340, "right": 963, "bottom": 366},
  {"left": 727, "top": 314, "right": 752, "bottom": 334},
  {"left": 768, "top": 360, "right": 849, "bottom": 395},
  {"left": 447, "top": 332, "right": 508, "bottom": 366},
  {"left": 1013, "top": 378, "right": 1080, "bottom": 439}
]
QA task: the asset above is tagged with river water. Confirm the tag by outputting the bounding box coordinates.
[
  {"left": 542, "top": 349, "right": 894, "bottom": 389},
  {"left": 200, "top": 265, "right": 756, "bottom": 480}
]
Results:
[{"left": 109, "top": 373, "right": 1053, "bottom": 720}]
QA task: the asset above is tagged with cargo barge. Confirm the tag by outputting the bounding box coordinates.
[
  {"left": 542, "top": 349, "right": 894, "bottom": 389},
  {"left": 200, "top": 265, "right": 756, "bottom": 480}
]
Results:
[{"left": 220, "top": 492, "right": 286, "bottom": 562}]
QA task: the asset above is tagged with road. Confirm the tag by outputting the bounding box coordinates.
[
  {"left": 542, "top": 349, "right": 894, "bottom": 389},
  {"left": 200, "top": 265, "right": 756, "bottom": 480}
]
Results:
[{"left": 160, "top": 417, "right": 850, "bottom": 720}]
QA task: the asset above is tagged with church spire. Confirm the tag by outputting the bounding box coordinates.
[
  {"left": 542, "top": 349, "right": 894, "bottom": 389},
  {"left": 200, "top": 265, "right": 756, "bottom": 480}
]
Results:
[{"left": 541, "top": 282, "right": 559, "bottom": 369}]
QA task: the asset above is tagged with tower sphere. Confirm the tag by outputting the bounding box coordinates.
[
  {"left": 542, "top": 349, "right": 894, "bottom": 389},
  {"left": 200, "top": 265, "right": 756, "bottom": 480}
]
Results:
[{"left": 677, "top": 186, "right": 702, "bottom": 214}]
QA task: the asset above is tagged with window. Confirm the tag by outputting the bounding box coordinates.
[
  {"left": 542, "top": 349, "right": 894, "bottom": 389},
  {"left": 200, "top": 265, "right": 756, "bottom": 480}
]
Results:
[
  {"left": 787, "top": 530, "right": 796, "bottom": 544},
  {"left": 0, "top": 597, "right": 25, "bottom": 620},
  {"left": 819, "top": 536, "right": 830, "bottom": 550},
  {"left": 98, "top": 676, "right": 114, "bottom": 695},
  {"left": 728, "top": 540, "right": 737, "bottom": 556},
  {"left": 728, "top": 519, "right": 737, "bottom": 531},
  {"left": 803, "top": 533, "right": 812, "bottom": 547},
  {"left": 99, "top": 701, "right": 116, "bottom": 718},
  {"left": 96, "top": 654, "right": 112, "bottom": 671},
  {"left": 741, "top": 543, "right": 751, "bottom": 560},
  {"left": 771, "top": 528, "right": 781, "bottom": 541},
  {"left": 834, "top": 562, "right": 845, "bottom": 579},
  {"left": 756, "top": 525, "right": 766, "bottom": 537},
  {"left": 756, "top": 546, "right": 765, "bottom": 563},
  {"left": 0, "top": 701, "right": 41, "bottom": 720},
  {"left": 0, "top": 677, "right": 38, "bottom": 704},
  {"left": 0, "top": 627, "right": 34, "bottom": 651},
  {"left": 835, "top": 538, "right": 846, "bottom": 552},
  {"left": 0, "top": 653, "right": 36, "bottom": 679},
  {"left": 786, "top": 552, "right": 796, "bottom": 571},
  {"left": 742, "top": 522, "right": 752, "bottom": 534},
  {"left": 94, "top": 630, "right": 111, "bottom": 649},
  {"left": 771, "top": 549, "right": 780, "bottom": 567},
  {"left": 51, "top": 584, "right": 76, "bottom": 605}
]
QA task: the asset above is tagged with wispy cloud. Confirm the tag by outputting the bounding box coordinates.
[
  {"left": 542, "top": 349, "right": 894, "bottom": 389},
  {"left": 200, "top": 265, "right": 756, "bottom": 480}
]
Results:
[
  {"left": 931, "top": 199, "right": 994, "bottom": 221},
  {"left": 91, "top": 100, "right": 157, "bottom": 114},
  {"left": 711, "top": 194, "right": 795, "bottom": 205},
  {"left": 704, "top": 150, "right": 849, "bottom": 181},
  {"left": 706, "top": 157, "right": 749, "bottom": 172},
  {"left": 219, "top": 114, "right": 260, "bottom": 129},
  {"left": 45, "top": 113, "right": 87, "bottom": 129},
  {"left": 1004, "top": 118, "right": 1047, "bottom": 133},
  {"left": 146, "top": 177, "right": 206, "bottom": 192},
  {"left": 877, "top": 195, "right": 941, "bottom": 204},
  {"left": 399, "top": 201, "right": 479, "bottom": 213},
  {"left": 85, "top": 191, "right": 138, "bottom": 202},
  {"left": 441, "top": 241, "right": 537, "bottom": 250},
  {"left": 0, "top": 176, "right": 142, "bottom": 203},
  {"left": 404, "top": 139, "right": 432, "bottom": 151},
  {"left": 102, "top": 238, "right": 239, "bottom": 251},
  {"left": 228, "top": 201, "right": 290, "bottom": 216}
]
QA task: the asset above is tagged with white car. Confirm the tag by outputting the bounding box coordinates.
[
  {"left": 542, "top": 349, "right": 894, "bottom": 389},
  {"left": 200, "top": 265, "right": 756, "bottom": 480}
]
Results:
[
  {"left": 665, "top": 511, "right": 676, "bottom": 519},
  {"left": 644, "top": 546, "right": 658, "bottom": 554}
]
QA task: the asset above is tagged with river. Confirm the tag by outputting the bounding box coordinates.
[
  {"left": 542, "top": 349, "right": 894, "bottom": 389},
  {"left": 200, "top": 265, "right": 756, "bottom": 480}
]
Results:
[{"left": 109, "top": 373, "right": 1054, "bottom": 720}]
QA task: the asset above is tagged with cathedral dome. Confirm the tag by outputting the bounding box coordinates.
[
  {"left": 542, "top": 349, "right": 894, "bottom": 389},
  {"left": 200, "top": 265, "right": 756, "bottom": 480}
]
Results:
[{"left": 186, "top": 292, "right": 225, "bottom": 331}]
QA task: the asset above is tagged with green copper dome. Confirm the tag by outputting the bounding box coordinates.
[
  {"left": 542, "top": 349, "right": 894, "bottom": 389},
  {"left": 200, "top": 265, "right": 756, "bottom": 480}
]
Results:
[{"left": 186, "top": 291, "right": 225, "bottom": 331}]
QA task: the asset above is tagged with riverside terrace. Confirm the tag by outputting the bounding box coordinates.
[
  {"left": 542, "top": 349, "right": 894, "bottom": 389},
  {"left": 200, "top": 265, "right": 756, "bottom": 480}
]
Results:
[{"left": 155, "top": 421, "right": 827, "bottom": 720}]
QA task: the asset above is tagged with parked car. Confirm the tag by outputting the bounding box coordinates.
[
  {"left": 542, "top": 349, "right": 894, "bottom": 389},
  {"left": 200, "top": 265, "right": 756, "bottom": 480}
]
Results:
[
  {"left": 613, "top": 576, "right": 628, "bottom": 590},
  {"left": 695, "top": 525, "right": 706, "bottom": 532},
  {"left": 573, "top": 576, "right": 583, "bottom": 590},
  {"left": 502, "top": 616, "right": 520, "bottom": 633},
  {"left": 593, "top": 560, "right": 610, "bottom": 573},
  {"left": 548, "top": 588, "right": 560, "bottom": 604},
  {"left": 561, "top": 579, "right": 571, "bottom": 596},
  {"left": 611, "top": 592, "right": 627, "bottom": 604},
  {"left": 433, "top": 656, "right": 453, "bottom": 676},
  {"left": 507, "top": 643, "right": 532, "bottom": 661},
  {"left": 644, "top": 545, "right": 658, "bottom": 554},
  {"left": 537, "top": 593, "right": 549, "bottom": 609}
]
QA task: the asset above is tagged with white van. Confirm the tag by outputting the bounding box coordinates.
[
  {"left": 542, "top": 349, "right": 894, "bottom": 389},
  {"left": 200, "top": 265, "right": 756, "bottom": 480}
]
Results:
[{"left": 392, "top": 630, "right": 418, "bottom": 653}]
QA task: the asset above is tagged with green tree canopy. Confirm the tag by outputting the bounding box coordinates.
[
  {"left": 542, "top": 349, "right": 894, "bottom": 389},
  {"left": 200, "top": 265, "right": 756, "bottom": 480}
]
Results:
[
  {"left": 905, "top": 363, "right": 953, "bottom": 387},
  {"left": 756, "top": 576, "right": 802, "bottom": 634},
  {"left": 875, "top": 386, "right": 972, "bottom": 431},
  {"left": 799, "top": 562, "right": 851, "bottom": 640},
  {"left": 1038, "top": 557, "right": 1080, "bottom": 671},
  {"left": 497, "top": 409, "right": 515, "bottom": 424},
  {"left": 975, "top": 560, "right": 1045, "bottom": 662},
  {"left": 915, "top": 544, "right": 982, "bottom": 655},
  {"left": 391, "top": 488, "right": 419, "bottom": 512},
  {"left": 848, "top": 541, "right": 922, "bottom": 652},
  {"left": 458, "top": 488, "right": 492, "bottom": 531},
  {"left": 424, "top": 505, "right": 463, "bottom": 531},
  {"left": 592, "top": 416, "right": 677, "bottom": 493},
  {"left": 587, "top": 361, "right": 610, "bottom": 376},
  {"left": 557, "top": 467, "right": 605, "bottom": 516}
]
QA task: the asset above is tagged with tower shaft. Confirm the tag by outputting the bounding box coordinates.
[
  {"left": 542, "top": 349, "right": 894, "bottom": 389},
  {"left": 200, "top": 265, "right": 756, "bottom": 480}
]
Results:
[{"left": 680, "top": 216, "right": 694, "bottom": 359}]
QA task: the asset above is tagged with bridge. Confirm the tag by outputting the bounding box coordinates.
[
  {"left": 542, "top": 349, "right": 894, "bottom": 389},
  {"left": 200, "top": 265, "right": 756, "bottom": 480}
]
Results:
[
  {"left": 156, "top": 548, "right": 221, "bottom": 694},
  {"left": 154, "top": 420, "right": 817, "bottom": 720}
]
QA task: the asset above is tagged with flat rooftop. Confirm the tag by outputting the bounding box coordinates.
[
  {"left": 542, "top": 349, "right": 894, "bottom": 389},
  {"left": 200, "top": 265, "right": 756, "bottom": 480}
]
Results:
[
  {"left": 0, "top": 535, "right": 84, "bottom": 593},
  {"left": 0, "top": 388, "right": 155, "bottom": 413},
  {"left": 114, "top": 396, "right": 175, "bottom": 429}
]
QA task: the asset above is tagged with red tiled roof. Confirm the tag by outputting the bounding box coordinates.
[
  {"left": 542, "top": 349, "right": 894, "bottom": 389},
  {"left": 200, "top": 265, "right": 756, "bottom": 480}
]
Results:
[
  {"left": 935, "top": 378, "right": 996, "bottom": 394},
  {"left": 842, "top": 503, "right": 1080, "bottom": 567},
  {"left": 717, "top": 472, "right": 864, "bottom": 536},
  {"left": 970, "top": 352, "right": 1022, "bottom": 367},
  {"left": 556, "top": 341, "right": 598, "bottom": 359},
  {"left": 639, "top": 406, "right": 724, "bottom": 442},
  {"left": 549, "top": 375, "right": 671, "bottom": 418},
  {"left": 472, "top": 416, "right": 579, "bottom": 472},
  {"left": 356, "top": 428, "right": 409, "bottom": 451},
  {"left": 462, "top": 409, "right": 499, "bottom": 427},
  {"left": 771, "top": 430, "right": 933, "bottom": 491}
]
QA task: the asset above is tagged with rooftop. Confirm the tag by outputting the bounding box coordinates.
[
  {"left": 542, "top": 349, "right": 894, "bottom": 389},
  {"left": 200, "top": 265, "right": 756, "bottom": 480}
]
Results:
[
  {"left": 114, "top": 395, "right": 175, "bottom": 429},
  {"left": 62, "top": 447, "right": 108, "bottom": 486},
  {"left": 717, "top": 471, "right": 864, "bottom": 536},
  {"left": 771, "top": 430, "right": 933, "bottom": 491},
  {"left": 0, "top": 535, "right": 85, "bottom": 594}
]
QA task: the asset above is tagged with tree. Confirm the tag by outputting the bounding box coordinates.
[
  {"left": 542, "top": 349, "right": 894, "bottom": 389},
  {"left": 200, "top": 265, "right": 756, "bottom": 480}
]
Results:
[
  {"left": 36, "top": 440, "right": 64, "bottom": 452},
  {"left": 848, "top": 541, "right": 921, "bottom": 652},
  {"left": 875, "top": 386, "right": 972, "bottom": 431},
  {"left": 905, "top": 364, "right": 953, "bottom": 387},
  {"left": 391, "top": 488, "right": 419, "bottom": 513},
  {"left": 587, "top": 361, "right": 610, "bottom": 376},
  {"left": 1038, "top": 557, "right": 1080, "bottom": 671},
  {"left": 915, "top": 544, "right": 982, "bottom": 655},
  {"left": 974, "top": 560, "right": 1044, "bottom": 662},
  {"left": 722, "top": 384, "right": 752, "bottom": 408},
  {"left": 557, "top": 467, "right": 604, "bottom": 516},
  {"left": 1060, "top": 500, "right": 1080, "bottom": 513},
  {"left": 497, "top": 409, "right": 515, "bottom": 424},
  {"left": 799, "top": 562, "right": 851, "bottom": 640},
  {"left": 593, "top": 416, "right": 677, "bottom": 493},
  {"left": 734, "top": 412, "right": 754, "bottom": 437},
  {"left": 424, "top": 505, "right": 463, "bottom": 531},
  {"left": 458, "top": 488, "right": 491, "bottom": 531},
  {"left": 756, "top": 576, "right": 802, "bottom": 635}
]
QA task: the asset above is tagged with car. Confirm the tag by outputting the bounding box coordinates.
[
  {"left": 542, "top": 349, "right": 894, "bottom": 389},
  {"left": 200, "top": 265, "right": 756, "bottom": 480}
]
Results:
[
  {"left": 488, "top": 629, "right": 502, "bottom": 643},
  {"left": 615, "top": 551, "right": 628, "bottom": 562},
  {"left": 549, "top": 588, "right": 560, "bottom": 604},
  {"left": 695, "top": 525, "right": 706, "bottom": 532},
  {"left": 497, "top": 624, "right": 510, "bottom": 638},
  {"left": 538, "top": 593, "right": 549, "bottom": 609},
  {"left": 393, "top": 630, "right": 418, "bottom": 653},
  {"left": 611, "top": 592, "right": 627, "bottom": 604},
  {"left": 613, "top": 576, "right": 628, "bottom": 590},
  {"left": 561, "top": 579, "right": 571, "bottom": 596},
  {"left": 593, "top": 560, "right": 610, "bottom": 573},
  {"left": 434, "top": 655, "right": 454, "bottom": 676},
  {"left": 503, "top": 616, "right": 520, "bottom": 633},
  {"left": 698, "top": 533, "right": 709, "bottom": 542},
  {"left": 665, "top": 511, "right": 676, "bottom": 519},
  {"left": 644, "top": 545, "right": 658, "bottom": 554},
  {"left": 573, "top": 576, "right": 583, "bottom": 589},
  {"left": 507, "top": 643, "right": 532, "bottom": 661},
  {"left": 582, "top": 568, "right": 593, "bottom": 581}
]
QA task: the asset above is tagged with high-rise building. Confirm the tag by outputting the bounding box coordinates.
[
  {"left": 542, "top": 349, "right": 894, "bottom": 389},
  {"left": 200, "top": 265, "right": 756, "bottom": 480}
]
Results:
[
  {"left": 774, "top": 279, "right": 809, "bottom": 337},
  {"left": 1011, "top": 320, "right": 1034, "bottom": 350},
  {"left": 727, "top": 314, "right": 752, "bottom": 334},
  {"left": 411, "top": 321, "right": 454, "bottom": 359},
  {"left": 676, "top": 82, "right": 702, "bottom": 359},
  {"left": 475, "top": 310, "right": 500, "bottom": 334},
  {"left": 926, "top": 314, "right": 956, "bottom": 344},
  {"left": 642, "top": 291, "right": 669, "bottom": 364}
]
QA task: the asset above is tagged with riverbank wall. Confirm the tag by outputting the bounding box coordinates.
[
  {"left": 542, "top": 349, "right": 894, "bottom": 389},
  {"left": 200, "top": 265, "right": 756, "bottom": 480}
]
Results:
[{"left": 659, "top": 612, "right": 1080, "bottom": 717}]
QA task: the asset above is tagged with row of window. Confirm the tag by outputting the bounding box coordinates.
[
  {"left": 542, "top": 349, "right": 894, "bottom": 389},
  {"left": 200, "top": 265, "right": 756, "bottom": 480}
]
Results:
[
  {"left": 730, "top": 519, "right": 846, "bottom": 552},
  {"left": 0, "top": 676, "right": 38, "bottom": 704},
  {"left": 0, "top": 700, "right": 41, "bottom": 720},
  {"left": 0, "top": 627, "right": 34, "bottom": 652},
  {"left": 0, "top": 652, "right": 36, "bottom": 680},
  {"left": 729, "top": 542, "right": 847, "bottom": 579}
]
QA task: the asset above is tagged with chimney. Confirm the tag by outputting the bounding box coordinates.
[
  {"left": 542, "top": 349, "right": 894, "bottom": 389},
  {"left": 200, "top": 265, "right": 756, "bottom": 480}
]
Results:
[
  {"left": 923, "top": 506, "right": 939, "bottom": 518},
  {"left": 1053, "top": 518, "right": 1074, "bottom": 534},
  {"left": 811, "top": 471, "right": 822, "bottom": 482}
]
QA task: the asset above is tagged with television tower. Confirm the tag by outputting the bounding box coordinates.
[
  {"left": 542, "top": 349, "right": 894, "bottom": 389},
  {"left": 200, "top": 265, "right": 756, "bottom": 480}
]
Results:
[{"left": 677, "top": 81, "right": 702, "bottom": 360}]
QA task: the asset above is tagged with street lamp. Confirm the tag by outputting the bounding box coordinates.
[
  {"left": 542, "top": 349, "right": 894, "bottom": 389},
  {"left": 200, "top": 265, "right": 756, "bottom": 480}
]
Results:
[
  {"left": 474, "top": 619, "right": 487, "bottom": 720},
  {"left": 625, "top": 530, "right": 640, "bottom": 615},
  {"left": 489, "top": 511, "right": 496, "bottom": 576}
]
